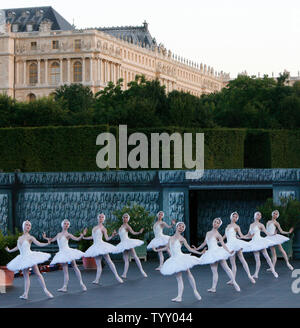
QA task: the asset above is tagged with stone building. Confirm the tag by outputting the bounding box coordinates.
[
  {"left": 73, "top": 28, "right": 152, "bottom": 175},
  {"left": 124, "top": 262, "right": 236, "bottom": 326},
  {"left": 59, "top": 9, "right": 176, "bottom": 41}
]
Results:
[{"left": 0, "top": 6, "right": 229, "bottom": 101}]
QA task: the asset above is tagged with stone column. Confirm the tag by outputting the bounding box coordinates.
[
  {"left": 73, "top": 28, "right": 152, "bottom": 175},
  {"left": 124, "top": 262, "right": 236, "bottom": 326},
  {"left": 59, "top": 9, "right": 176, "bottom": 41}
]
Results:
[
  {"left": 60, "top": 58, "right": 63, "bottom": 84},
  {"left": 90, "top": 57, "right": 93, "bottom": 82},
  {"left": 98, "top": 57, "right": 101, "bottom": 84},
  {"left": 37, "top": 59, "right": 41, "bottom": 84},
  {"left": 23, "top": 61, "right": 26, "bottom": 85},
  {"left": 16, "top": 61, "right": 19, "bottom": 86},
  {"left": 82, "top": 57, "right": 86, "bottom": 83},
  {"left": 104, "top": 60, "right": 107, "bottom": 83},
  {"left": 67, "top": 58, "right": 71, "bottom": 83},
  {"left": 45, "top": 59, "right": 48, "bottom": 85}
]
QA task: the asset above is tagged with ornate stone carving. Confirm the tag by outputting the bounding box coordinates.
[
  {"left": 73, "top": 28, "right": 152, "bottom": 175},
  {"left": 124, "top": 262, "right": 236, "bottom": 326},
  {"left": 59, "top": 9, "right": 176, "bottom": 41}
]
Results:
[
  {"left": 16, "top": 191, "right": 160, "bottom": 238},
  {"left": 0, "top": 194, "right": 8, "bottom": 235},
  {"left": 0, "top": 173, "right": 15, "bottom": 185},
  {"left": 39, "top": 19, "right": 53, "bottom": 33},
  {"left": 168, "top": 192, "right": 184, "bottom": 223}
]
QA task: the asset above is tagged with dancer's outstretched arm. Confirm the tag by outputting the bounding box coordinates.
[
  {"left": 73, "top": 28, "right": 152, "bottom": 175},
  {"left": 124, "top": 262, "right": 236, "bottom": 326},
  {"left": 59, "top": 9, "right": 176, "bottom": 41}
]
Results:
[
  {"left": 161, "top": 219, "right": 176, "bottom": 229},
  {"left": 43, "top": 232, "right": 58, "bottom": 243},
  {"left": 216, "top": 232, "right": 234, "bottom": 254},
  {"left": 82, "top": 228, "right": 93, "bottom": 240},
  {"left": 181, "top": 238, "right": 205, "bottom": 256},
  {"left": 5, "top": 245, "right": 18, "bottom": 253},
  {"left": 125, "top": 224, "right": 144, "bottom": 236},
  {"left": 68, "top": 232, "right": 84, "bottom": 241},
  {"left": 259, "top": 223, "right": 273, "bottom": 236},
  {"left": 274, "top": 221, "right": 294, "bottom": 235},
  {"left": 236, "top": 226, "right": 248, "bottom": 239},
  {"left": 243, "top": 227, "right": 254, "bottom": 239},
  {"left": 103, "top": 228, "right": 117, "bottom": 241},
  {"left": 31, "top": 236, "right": 50, "bottom": 247},
  {"left": 192, "top": 237, "right": 207, "bottom": 251}
]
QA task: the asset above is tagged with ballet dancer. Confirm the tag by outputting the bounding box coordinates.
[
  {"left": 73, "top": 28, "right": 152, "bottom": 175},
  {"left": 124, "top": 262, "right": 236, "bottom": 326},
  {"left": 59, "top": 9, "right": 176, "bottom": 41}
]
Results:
[
  {"left": 114, "top": 213, "right": 147, "bottom": 279},
  {"left": 194, "top": 218, "right": 241, "bottom": 293},
  {"left": 266, "top": 210, "right": 294, "bottom": 271},
  {"left": 5, "top": 220, "right": 53, "bottom": 300},
  {"left": 223, "top": 212, "right": 256, "bottom": 285},
  {"left": 43, "top": 219, "right": 87, "bottom": 292},
  {"left": 147, "top": 211, "right": 176, "bottom": 270},
  {"left": 155, "top": 222, "right": 205, "bottom": 303},
  {"left": 83, "top": 213, "right": 123, "bottom": 284},
  {"left": 243, "top": 212, "right": 278, "bottom": 279}
]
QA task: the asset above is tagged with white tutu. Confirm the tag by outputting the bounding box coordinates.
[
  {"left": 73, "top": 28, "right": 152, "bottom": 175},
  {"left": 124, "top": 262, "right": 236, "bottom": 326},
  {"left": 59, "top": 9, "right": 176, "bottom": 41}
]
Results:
[
  {"left": 226, "top": 239, "right": 252, "bottom": 252},
  {"left": 160, "top": 239, "right": 200, "bottom": 275},
  {"left": 114, "top": 239, "right": 144, "bottom": 253},
  {"left": 7, "top": 251, "right": 51, "bottom": 271},
  {"left": 147, "top": 235, "right": 170, "bottom": 249},
  {"left": 198, "top": 246, "right": 232, "bottom": 265},
  {"left": 267, "top": 234, "right": 289, "bottom": 246},
  {"left": 50, "top": 235, "right": 84, "bottom": 265},
  {"left": 246, "top": 225, "right": 274, "bottom": 252},
  {"left": 160, "top": 253, "right": 200, "bottom": 275},
  {"left": 84, "top": 242, "right": 117, "bottom": 257}
]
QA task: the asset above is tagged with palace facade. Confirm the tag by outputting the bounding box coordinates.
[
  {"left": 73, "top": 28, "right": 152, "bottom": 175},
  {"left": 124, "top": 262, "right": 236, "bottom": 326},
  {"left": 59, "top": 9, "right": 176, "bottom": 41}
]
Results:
[{"left": 0, "top": 6, "right": 229, "bottom": 101}]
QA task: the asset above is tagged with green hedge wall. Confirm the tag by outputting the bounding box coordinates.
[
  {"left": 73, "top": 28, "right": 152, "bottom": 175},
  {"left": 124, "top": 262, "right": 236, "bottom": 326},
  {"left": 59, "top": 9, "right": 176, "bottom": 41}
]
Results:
[{"left": 0, "top": 126, "right": 299, "bottom": 172}]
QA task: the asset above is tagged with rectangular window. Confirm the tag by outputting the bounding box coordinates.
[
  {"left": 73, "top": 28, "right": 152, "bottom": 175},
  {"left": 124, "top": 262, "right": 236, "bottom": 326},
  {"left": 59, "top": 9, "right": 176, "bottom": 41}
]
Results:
[
  {"left": 75, "top": 39, "right": 81, "bottom": 51},
  {"left": 12, "top": 24, "right": 18, "bottom": 32},
  {"left": 31, "top": 42, "right": 37, "bottom": 50},
  {"left": 26, "top": 24, "right": 33, "bottom": 32},
  {"left": 52, "top": 40, "right": 59, "bottom": 49}
]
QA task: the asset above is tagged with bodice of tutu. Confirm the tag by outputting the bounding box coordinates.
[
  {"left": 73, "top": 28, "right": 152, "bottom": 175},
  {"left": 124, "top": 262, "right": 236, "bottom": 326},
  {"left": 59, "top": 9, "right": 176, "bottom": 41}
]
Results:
[
  {"left": 154, "top": 223, "right": 165, "bottom": 238},
  {"left": 169, "top": 239, "right": 182, "bottom": 257},
  {"left": 57, "top": 235, "right": 70, "bottom": 250},
  {"left": 250, "top": 225, "right": 263, "bottom": 241},
  {"left": 92, "top": 228, "right": 104, "bottom": 244},
  {"left": 119, "top": 227, "right": 129, "bottom": 241},
  {"left": 225, "top": 227, "right": 237, "bottom": 242},
  {"left": 206, "top": 235, "right": 219, "bottom": 250},
  {"left": 18, "top": 239, "right": 31, "bottom": 256},
  {"left": 266, "top": 222, "right": 276, "bottom": 235}
]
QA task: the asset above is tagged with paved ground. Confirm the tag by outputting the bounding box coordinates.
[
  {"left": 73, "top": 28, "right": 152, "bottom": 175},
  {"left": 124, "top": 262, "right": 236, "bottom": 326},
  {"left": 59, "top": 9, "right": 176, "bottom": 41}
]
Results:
[{"left": 1, "top": 257, "right": 299, "bottom": 308}]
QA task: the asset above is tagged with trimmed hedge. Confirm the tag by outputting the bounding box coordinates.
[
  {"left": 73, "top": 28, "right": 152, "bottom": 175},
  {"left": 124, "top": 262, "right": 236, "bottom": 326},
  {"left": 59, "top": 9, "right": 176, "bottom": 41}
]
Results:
[{"left": 0, "top": 125, "right": 299, "bottom": 172}]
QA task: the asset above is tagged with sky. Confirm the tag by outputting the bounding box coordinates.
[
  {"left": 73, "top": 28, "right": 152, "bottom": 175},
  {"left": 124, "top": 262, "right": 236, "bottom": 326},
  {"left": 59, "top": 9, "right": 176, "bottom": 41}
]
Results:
[{"left": 1, "top": 0, "right": 300, "bottom": 78}]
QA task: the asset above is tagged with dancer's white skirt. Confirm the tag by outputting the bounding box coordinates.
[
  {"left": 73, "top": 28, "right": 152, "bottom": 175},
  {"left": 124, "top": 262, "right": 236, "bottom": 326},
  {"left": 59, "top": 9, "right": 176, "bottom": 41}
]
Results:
[
  {"left": 7, "top": 251, "right": 51, "bottom": 271},
  {"left": 198, "top": 246, "right": 232, "bottom": 265},
  {"left": 226, "top": 239, "right": 252, "bottom": 253},
  {"left": 84, "top": 242, "right": 117, "bottom": 257},
  {"left": 50, "top": 248, "right": 84, "bottom": 265},
  {"left": 267, "top": 234, "right": 289, "bottom": 246},
  {"left": 114, "top": 238, "right": 144, "bottom": 253},
  {"left": 147, "top": 235, "right": 170, "bottom": 249},
  {"left": 160, "top": 254, "right": 200, "bottom": 275},
  {"left": 245, "top": 237, "right": 274, "bottom": 252}
]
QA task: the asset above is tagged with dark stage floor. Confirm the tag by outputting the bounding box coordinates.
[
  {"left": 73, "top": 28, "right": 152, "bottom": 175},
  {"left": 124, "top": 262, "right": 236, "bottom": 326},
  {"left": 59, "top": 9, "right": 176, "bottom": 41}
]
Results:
[{"left": 1, "top": 257, "right": 299, "bottom": 308}]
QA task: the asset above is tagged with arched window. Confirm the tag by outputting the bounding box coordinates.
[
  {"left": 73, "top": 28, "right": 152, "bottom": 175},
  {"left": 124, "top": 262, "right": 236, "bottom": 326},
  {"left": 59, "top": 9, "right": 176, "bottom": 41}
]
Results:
[
  {"left": 50, "top": 62, "right": 60, "bottom": 85},
  {"left": 29, "top": 63, "right": 38, "bottom": 85},
  {"left": 27, "top": 93, "right": 36, "bottom": 101},
  {"left": 73, "top": 61, "right": 82, "bottom": 82}
]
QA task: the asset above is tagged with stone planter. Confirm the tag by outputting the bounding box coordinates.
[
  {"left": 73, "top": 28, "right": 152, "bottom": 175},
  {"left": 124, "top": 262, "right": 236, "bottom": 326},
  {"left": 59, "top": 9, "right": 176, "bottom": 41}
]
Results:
[
  {"left": 0, "top": 266, "right": 15, "bottom": 287},
  {"left": 292, "top": 229, "right": 300, "bottom": 260},
  {"left": 82, "top": 257, "right": 97, "bottom": 269}
]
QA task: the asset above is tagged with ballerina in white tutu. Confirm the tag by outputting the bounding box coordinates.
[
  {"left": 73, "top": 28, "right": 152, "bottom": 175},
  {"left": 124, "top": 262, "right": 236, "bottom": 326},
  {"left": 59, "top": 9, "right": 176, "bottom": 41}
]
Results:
[
  {"left": 83, "top": 213, "right": 123, "bottom": 284},
  {"left": 43, "top": 219, "right": 87, "bottom": 292},
  {"left": 223, "top": 212, "right": 256, "bottom": 285},
  {"left": 155, "top": 222, "right": 205, "bottom": 302},
  {"left": 193, "top": 218, "right": 241, "bottom": 293},
  {"left": 5, "top": 220, "right": 53, "bottom": 300},
  {"left": 243, "top": 212, "right": 278, "bottom": 279},
  {"left": 147, "top": 211, "right": 176, "bottom": 270},
  {"left": 115, "top": 213, "right": 147, "bottom": 279},
  {"left": 266, "top": 210, "right": 294, "bottom": 271}
]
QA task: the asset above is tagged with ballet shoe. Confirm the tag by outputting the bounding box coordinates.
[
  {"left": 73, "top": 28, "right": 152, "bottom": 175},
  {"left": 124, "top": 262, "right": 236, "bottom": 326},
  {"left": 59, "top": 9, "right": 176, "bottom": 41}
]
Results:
[
  {"left": 233, "top": 283, "right": 241, "bottom": 292},
  {"left": 171, "top": 296, "right": 182, "bottom": 302},
  {"left": 141, "top": 271, "right": 148, "bottom": 278},
  {"left": 287, "top": 264, "right": 294, "bottom": 271},
  {"left": 44, "top": 289, "right": 54, "bottom": 298},
  {"left": 253, "top": 274, "right": 258, "bottom": 279},
  {"left": 207, "top": 288, "right": 216, "bottom": 293},
  {"left": 19, "top": 294, "right": 28, "bottom": 300},
  {"left": 273, "top": 271, "right": 278, "bottom": 278},
  {"left": 194, "top": 291, "right": 202, "bottom": 301},
  {"left": 57, "top": 286, "right": 67, "bottom": 292},
  {"left": 81, "top": 283, "right": 87, "bottom": 291},
  {"left": 92, "top": 280, "right": 100, "bottom": 285},
  {"left": 121, "top": 275, "right": 127, "bottom": 279},
  {"left": 116, "top": 277, "right": 124, "bottom": 283},
  {"left": 155, "top": 266, "right": 162, "bottom": 271},
  {"left": 226, "top": 280, "right": 233, "bottom": 285},
  {"left": 249, "top": 276, "right": 256, "bottom": 284}
]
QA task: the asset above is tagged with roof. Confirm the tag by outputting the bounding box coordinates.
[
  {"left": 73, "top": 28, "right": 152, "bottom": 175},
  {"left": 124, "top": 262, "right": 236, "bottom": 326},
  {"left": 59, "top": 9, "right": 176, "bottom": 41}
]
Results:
[
  {"left": 3, "top": 6, "right": 74, "bottom": 32},
  {"left": 97, "top": 21, "right": 156, "bottom": 47}
]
